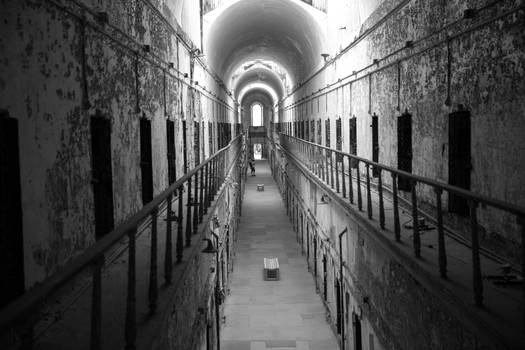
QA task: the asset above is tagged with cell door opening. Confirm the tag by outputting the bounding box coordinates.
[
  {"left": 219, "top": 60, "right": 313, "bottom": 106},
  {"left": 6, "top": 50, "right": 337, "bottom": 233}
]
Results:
[
  {"left": 336, "top": 117, "right": 342, "bottom": 162},
  {"left": 91, "top": 115, "right": 114, "bottom": 239},
  {"left": 140, "top": 117, "right": 153, "bottom": 204},
  {"left": 349, "top": 116, "right": 357, "bottom": 168},
  {"left": 0, "top": 112, "right": 25, "bottom": 309},
  {"left": 194, "top": 121, "right": 200, "bottom": 165},
  {"left": 335, "top": 279, "right": 342, "bottom": 334},
  {"left": 353, "top": 312, "right": 363, "bottom": 350},
  {"left": 397, "top": 112, "right": 412, "bottom": 191},
  {"left": 253, "top": 143, "right": 262, "bottom": 159},
  {"left": 167, "top": 120, "right": 176, "bottom": 184},
  {"left": 448, "top": 110, "right": 471, "bottom": 215},
  {"left": 371, "top": 113, "right": 379, "bottom": 177}
]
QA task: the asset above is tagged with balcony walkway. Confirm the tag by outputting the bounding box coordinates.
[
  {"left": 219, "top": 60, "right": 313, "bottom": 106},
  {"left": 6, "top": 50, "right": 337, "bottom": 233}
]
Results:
[{"left": 221, "top": 160, "right": 339, "bottom": 350}]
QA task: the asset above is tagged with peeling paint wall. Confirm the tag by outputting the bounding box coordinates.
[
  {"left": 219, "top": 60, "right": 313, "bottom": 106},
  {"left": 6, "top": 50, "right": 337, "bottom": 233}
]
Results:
[
  {"left": 279, "top": 0, "right": 525, "bottom": 261},
  {"left": 0, "top": 0, "right": 237, "bottom": 290}
]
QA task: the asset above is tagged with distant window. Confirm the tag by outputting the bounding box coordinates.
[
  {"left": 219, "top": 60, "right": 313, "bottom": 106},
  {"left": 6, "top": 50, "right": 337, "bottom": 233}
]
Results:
[{"left": 251, "top": 104, "right": 263, "bottom": 126}]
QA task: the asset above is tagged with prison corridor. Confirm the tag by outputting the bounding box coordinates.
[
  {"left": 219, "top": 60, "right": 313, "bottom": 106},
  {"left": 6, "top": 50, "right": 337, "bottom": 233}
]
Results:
[{"left": 221, "top": 160, "right": 339, "bottom": 350}]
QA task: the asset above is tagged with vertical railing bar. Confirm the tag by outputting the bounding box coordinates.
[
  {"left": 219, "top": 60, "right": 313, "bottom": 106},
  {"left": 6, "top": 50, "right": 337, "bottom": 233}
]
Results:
[
  {"left": 193, "top": 172, "right": 199, "bottom": 235},
  {"left": 125, "top": 228, "right": 136, "bottom": 350},
  {"left": 335, "top": 152, "right": 340, "bottom": 193},
  {"left": 392, "top": 174, "right": 401, "bottom": 242},
  {"left": 199, "top": 166, "right": 204, "bottom": 222},
  {"left": 411, "top": 180, "right": 421, "bottom": 258},
  {"left": 378, "top": 169, "right": 385, "bottom": 229},
  {"left": 356, "top": 161, "right": 362, "bottom": 211},
  {"left": 341, "top": 154, "right": 346, "bottom": 199},
  {"left": 164, "top": 195, "right": 173, "bottom": 284},
  {"left": 435, "top": 188, "right": 447, "bottom": 279},
  {"left": 176, "top": 186, "right": 184, "bottom": 263},
  {"left": 469, "top": 200, "right": 483, "bottom": 307},
  {"left": 348, "top": 156, "right": 354, "bottom": 204},
  {"left": 185, "top": 178, "right": 192, "bottom": 247},
  {"left": 148, "top": 209, "right": 158, "bottom": 315},
  {"left": 366, "top": 164, "right": 372, "bottom": 219}
]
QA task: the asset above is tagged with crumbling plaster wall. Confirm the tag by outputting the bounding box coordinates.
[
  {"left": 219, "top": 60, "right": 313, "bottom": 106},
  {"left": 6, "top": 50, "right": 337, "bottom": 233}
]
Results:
[
  {"left": 0, "top": 0, "right": 236, "bottom": 288},
  {"left": 279, "top": 0, "right": 525, "bottom": 257},
  {"left": 277, "top": 156, "right": 486, "bottom": 350}
]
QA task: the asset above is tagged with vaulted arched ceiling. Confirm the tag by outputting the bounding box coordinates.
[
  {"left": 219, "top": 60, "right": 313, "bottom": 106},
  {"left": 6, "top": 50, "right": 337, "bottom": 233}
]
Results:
[{"left": 204, "top": 0, "right": 326, "bottom": 100}]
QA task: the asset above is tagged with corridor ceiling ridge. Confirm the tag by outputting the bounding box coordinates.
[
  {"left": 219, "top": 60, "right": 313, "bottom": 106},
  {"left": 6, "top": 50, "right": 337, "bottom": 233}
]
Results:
[{"left": 204, "top": 0, "right": 327, "bottom": 100}]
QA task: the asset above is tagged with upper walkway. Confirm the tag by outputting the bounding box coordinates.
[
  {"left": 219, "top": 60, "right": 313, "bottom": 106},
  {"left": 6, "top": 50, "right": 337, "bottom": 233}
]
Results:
[{"left": 221, "top": 160, "right": 339, "bottom": 350}]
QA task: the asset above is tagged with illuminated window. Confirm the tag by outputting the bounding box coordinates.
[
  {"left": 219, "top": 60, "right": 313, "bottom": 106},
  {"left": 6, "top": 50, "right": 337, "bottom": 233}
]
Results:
[{"left": 251, "top": 103, "right": 263, "bottom": 126}]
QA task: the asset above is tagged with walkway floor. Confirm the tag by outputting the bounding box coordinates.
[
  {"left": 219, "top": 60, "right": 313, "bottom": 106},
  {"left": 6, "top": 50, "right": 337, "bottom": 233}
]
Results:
[{"left": 221, "top": 160, "right": 339, "bottom": 350}]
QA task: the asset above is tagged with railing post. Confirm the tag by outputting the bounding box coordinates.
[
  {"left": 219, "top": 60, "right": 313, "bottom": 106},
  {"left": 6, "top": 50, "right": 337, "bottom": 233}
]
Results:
[
  {"left": 335, "top": 153, "right": 340, "bottom": 193},
  {"left": 125, "top": 228, "right": 137, "bottom": 350},
  {"left": 185, "top": 178, "right": 192, "bottom": 247},
  {"left": 434, "top": 188, "right": 447, "bottom": 278},
  {"left": 411, "top": 180, "right": 420, "bottom": 258},
  {"left": 148, "top": 209, "right": 158, "bottom": 315},
  {"left": 341, "top": 155, "right": 346, "bottom": 199},
  {"left": 176, "top": 186, "right": 184, "bottom": 263},
  {"left": 330, "top": 151, "right": 335, "bottom": 189},
  {"left": 378, "top": 168, "right": 385, "bottom": 229},
  {"left": 204, "top": 162, "right": 210, "bottom": 211},
  {"left": 366, "top": 164, "right": 372, "bottom": 219},
  {"left": 392, "top": 173, "right": 400, "bottom": 242},
  {"left": 469, "top": 201, "right": 483, "bottom": 307},
  {"left": 90, "top": 256, "right": 103, "bottom": 350},
  {"left": 356, "top": 161, "right": 362, "bottom": 211},
  {"left": 193, "top": 172, "right": 199, "bottom": 235},
  {"left": 199, "top": 166, "right": 204, "bottom": 222},
  {"left": 164, "top": 194, "right": 173, "bottom": 284},
  {"left": 348, "top": 156, "right": 353, "bottom": 204}
]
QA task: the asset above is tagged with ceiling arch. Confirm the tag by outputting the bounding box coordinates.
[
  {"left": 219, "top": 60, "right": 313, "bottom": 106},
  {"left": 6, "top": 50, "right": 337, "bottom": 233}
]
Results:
[
  {"left": 233, "top": 67, "right": 284, "bottom": 101},
  {"left": 204, "top": 0, "right": 326, "bottom": 93}
]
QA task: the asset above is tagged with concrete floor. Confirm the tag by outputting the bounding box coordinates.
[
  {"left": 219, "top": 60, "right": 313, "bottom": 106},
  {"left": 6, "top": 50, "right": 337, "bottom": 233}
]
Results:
[{"left": 221, "top": 160, "right": 339, "bottom": 350}]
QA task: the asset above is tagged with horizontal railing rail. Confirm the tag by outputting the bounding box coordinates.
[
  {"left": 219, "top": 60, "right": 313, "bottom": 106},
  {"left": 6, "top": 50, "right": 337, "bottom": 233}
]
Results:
[
  {"left": 0, "top": 133, "right": 245, "bottom": 349},
  {"left": 277, "top": 132, "right": 524, "bottom": 324}
]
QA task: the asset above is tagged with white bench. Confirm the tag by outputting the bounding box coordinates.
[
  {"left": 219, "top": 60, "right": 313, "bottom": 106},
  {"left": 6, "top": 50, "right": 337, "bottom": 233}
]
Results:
[{"left": 263, "top": 257, "right": 279, "bottom": 281}]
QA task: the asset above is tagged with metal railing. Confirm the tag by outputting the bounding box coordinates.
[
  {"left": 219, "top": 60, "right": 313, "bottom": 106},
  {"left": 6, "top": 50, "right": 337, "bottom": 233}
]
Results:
[
  {"left": 278, "top": 132, "right": 525, "bottom": 319},
  {"left": 0, "top": 134, "right": 245, "bottom": 349}
]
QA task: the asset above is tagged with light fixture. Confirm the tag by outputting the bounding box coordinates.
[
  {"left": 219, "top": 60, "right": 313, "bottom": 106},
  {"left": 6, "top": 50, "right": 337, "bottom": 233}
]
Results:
[
  {"left": 405, "top": 40, "right": 413, "bottom": 48},
  {"left": 142, "top": 45, "right": 151, "bottom": 53},
  {"left": 321, "top": 53, "right": 330, "bottom": 62},
  {"left": 463, "top": 8, "right": 476, "bottom": 19},
  {"left": 168, "top": 62, "right": 174, "bottom": 69},
  {"left": 319, "top": 194, "right": 330, "bottom": 204}
]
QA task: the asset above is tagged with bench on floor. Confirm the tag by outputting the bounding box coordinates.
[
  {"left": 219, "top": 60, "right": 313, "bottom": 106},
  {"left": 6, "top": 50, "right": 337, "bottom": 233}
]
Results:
[{"left": 263, "top": 257, "right": 279, "bottom": 281}]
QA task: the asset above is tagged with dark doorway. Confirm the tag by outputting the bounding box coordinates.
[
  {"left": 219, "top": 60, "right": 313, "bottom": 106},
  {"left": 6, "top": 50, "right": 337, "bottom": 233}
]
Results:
[
  {"left": 167, "top": 120, "right": 176, "bottom": 184},
  {"left": 310, "top": 120, "right": 315, "bottom": 143},
  {"left": 194, "top": 121, "right": 200, "bottom": 165},
  {"left": 448, "top": 110, "right": 471, "bottom": 215},
  {"left": 353, "top": 312, "right": 363, "bottom": 350},
  {"left": 208, "top": 121, "right": 213, "bottom": 155},
  {"left": 305, "top": 120, "right": 310, "bottom": 141},
  {"left": 322, "top": 255, "right": 327, "bottom": 301},
  {"left": 317, "top": 119, "right": 322, "bottom": 144},
  {"left": 140, "top": 117, "right": 153, "bottom": 204},
  {"left": 182, "top": 120, "right": 188, "bottom": 174},
  {"left": 325, "top": 119, "right": 330, "bottom": 148},
  {"left": 335, "top": 279, "right": 342, "bottom": 334},
  {"left": 349, "top": 116, "right": 357, "bottom": 168},
  {"left": 90, "top": 115, "right": 114, "bottom": 240},
  {"left": 371, "top": 113, "right": 379, "bottom": 176},
  {"left": 0, "top": 112, "right": 25, "bottom": 308},
  {"left": 397, "top": 112, "right": 412, "bottom": 191}
]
